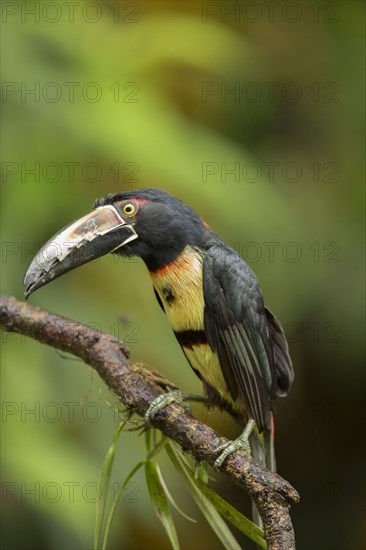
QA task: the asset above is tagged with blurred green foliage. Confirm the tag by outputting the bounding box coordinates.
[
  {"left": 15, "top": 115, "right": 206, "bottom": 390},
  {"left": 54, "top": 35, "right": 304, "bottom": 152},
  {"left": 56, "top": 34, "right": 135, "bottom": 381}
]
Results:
[{"left": 1, "top": 1, "right": 364, "bottom": 549}]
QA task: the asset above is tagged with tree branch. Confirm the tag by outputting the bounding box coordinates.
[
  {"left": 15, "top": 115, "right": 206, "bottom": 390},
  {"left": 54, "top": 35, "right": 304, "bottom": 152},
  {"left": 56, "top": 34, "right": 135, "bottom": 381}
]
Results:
[{"left": 0, "top": 295, "right": 299, "bottom": 549}]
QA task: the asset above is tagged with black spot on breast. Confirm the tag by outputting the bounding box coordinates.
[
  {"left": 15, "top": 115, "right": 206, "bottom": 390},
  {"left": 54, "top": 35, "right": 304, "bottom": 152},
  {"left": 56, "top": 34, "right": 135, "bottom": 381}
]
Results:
[{"left": 162, "top": 286, "right": 174, "bottom": 305}]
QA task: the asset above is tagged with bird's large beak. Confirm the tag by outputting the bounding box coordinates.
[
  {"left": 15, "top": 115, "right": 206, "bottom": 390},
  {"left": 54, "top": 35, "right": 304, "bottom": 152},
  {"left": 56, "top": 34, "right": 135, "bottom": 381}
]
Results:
[{"left": 23, "top": 205, "right": 138, "bottom": 299}]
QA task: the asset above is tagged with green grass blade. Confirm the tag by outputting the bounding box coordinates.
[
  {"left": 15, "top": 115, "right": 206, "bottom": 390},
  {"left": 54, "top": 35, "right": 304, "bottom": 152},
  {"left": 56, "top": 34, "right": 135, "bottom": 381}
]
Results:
[
  {"left": 101, "top": 461, "right": 145, "bottom": 550},
  {"left": 145, "top": 459, "right": 180, "bottom": 550},
  {"left": 192, "top": 476, "right": 265, "bottom": 548},
  {"left": 166, "top": 444, "right": 242, "bottom": 550},
  {"left": 146, "top": 433, "right": 195, "bottom": 522},
  {"left": 168, "top": 444, "right": 266, "bottom": 548},
  {"left": 94, "top": 420, "right": 127, "bottom": 550},
  {"left": 166, "top": 444, "right": 267, "bottom": 548},
  {"left": 155, "top": 463, "right": 196, "bottom": 523},
  {"left": 148, "top": 433, "right": 170, "bottom": 459}
]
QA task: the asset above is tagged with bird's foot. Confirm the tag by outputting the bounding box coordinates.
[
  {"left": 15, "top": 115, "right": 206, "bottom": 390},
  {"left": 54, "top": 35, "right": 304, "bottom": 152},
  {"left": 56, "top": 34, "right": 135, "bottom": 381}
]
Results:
[
  {"left": 144, "top": 391, "right": 192, "bottom": 427},
  {"left": 214, "top": 419, "right": 256, "bottom": 469}
]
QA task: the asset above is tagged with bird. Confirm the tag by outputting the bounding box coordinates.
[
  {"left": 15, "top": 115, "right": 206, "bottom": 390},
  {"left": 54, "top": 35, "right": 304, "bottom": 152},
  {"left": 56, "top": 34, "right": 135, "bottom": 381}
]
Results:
[{"left": 24, "top": 188, "right": 294, "bottom": 476}]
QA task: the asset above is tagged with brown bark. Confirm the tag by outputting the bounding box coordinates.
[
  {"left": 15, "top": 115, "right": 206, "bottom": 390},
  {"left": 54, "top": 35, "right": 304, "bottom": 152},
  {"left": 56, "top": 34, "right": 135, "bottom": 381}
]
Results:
[{"left": 0, "top": 295, "right": 299, "bottom": 549}]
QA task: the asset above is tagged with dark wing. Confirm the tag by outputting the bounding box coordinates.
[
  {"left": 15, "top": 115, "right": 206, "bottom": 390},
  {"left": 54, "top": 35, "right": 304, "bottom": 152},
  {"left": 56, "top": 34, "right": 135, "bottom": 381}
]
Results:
[
  {"left": 264, "top": 307, "right": 294, "bottom": 396},
  {"left": 203, "top": 244, "right": 276, "bottom": 431}
]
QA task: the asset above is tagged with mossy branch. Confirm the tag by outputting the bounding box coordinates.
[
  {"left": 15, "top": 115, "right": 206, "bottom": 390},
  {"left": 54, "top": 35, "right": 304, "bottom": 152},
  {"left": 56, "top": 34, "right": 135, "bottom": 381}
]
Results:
[{"left": 0, "top": 295, "right": 299, "bottom": 550}]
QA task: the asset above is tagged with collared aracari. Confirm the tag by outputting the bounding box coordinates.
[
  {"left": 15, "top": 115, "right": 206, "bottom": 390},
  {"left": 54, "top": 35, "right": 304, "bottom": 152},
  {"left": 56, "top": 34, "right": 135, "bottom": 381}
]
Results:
[{"left": 24, "top": 188, "right": 294, "bottom": 474}]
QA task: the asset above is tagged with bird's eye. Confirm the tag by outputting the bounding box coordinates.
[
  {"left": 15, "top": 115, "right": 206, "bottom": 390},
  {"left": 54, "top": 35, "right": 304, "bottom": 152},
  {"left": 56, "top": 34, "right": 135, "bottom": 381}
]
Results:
[{"left": 123, "top": 202, "right": 136, "bottom": 216}]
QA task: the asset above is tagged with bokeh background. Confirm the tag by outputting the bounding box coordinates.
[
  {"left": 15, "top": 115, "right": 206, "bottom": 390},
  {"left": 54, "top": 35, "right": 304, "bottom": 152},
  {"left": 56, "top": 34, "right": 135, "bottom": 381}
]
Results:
[{"left": 1, "top": 1, "right": 364, "bottom": 549}]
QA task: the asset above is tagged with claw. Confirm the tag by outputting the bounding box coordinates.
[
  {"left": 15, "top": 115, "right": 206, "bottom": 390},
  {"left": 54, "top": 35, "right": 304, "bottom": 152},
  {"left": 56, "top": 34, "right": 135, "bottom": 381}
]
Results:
[
  {"left": 144, "top": 390, "right": 191, "bottom": 426},
  {"left": 214, "top": 438, "right": 251, "bottom": 469},
  {"left": 214, "top": 418, "right": 256, "bottom": 469}
]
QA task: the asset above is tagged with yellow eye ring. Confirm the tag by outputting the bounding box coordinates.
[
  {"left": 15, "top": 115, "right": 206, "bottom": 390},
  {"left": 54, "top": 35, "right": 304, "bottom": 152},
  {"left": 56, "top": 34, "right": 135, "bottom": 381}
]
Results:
[{"left": 123, "top": 202, "right": 136, "bottom": 216}]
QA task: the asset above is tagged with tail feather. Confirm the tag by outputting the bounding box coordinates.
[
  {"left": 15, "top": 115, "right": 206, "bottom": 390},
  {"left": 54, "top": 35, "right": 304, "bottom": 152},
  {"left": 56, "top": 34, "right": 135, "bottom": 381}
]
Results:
[
  {"left": 249, "top": 415, "right": 276, "bottom": 529},
  {"left": 247, "top": 309, "right": 291, "bottom": 530}
]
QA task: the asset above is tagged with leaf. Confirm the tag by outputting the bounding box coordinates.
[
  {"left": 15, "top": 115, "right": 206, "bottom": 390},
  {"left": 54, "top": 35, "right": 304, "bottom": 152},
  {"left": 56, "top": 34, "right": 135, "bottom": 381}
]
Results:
[
  {"left": 167, "top": 444, "right": 267, "bottom": 548},
  {"left": 145, "top": 459, "right": 180, "bottom": 550},
  {"left": 146, "top": 433, "right": 195, "bottom": 523},
  {"left": 168, "top": 444, "right": 266, "bottom": 548},
  {"left": 192, "top": 477, "right": 266, "bottom": 549},
  {"left": 166, "top": 444, "right": 242, "bottom": 550},
  {"left": 156, "top": 464, "right": 196, "bottom": 524},
  {"left": 194, "top": 460, "right": 209, "bottom": 484},
  {"left": 94, "top": 420, "right": 127, "bottom": 550},
  {"left": 102, "top": 461, "right": 145, "bottom": 550},
  {"left": 148, "top": 433, "right": 170, "bottom": 459}
]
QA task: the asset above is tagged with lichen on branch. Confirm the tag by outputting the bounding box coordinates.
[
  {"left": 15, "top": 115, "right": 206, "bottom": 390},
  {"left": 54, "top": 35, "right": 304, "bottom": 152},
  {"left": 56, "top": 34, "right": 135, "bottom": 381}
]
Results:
[{"left": 0, "top": 295, "right": 299, "bottom": 550}]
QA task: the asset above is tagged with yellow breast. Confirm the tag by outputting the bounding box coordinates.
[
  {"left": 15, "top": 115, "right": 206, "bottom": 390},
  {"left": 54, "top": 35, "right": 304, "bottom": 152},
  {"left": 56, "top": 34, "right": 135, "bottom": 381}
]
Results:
[
  {"left": 149, "top": 246, "right": 205, "bottom": 332},
  {"left": 149, "top": 246, "right": 247, "bottom": 418}
]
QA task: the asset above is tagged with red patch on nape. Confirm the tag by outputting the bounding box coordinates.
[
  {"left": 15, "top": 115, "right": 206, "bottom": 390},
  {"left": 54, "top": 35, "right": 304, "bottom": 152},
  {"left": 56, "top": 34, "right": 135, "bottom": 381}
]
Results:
[
  {"left": 150, "top": 252, "right": 192, "bottom": 277},
  {"left": 133, "top": 198, "right": 149, "bottom": 205},
  {"left": 151, "top": 262, "right": 173, "bottom": 276},
  {"left": 201, "top": 217, "right": 210, "bottom": 229}
]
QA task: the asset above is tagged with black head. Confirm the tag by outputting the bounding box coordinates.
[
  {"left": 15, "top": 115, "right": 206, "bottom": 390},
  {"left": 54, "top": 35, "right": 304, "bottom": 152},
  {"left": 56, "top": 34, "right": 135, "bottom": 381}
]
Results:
[
  {"left": 94, "top": 188, "right": 207, "bottom": 271},
  {"left": 23, "top": 188, "right": 208, "bottom": 297}
]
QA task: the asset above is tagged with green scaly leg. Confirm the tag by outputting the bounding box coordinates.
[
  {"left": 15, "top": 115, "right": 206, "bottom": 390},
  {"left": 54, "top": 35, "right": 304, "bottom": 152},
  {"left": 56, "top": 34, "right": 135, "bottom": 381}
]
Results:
[
  {"left": 214, "top": 418, "right": 256, "bottom": 469},
  {"left": 144, "top": 391, "right": 210, "bottom": 426}
]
